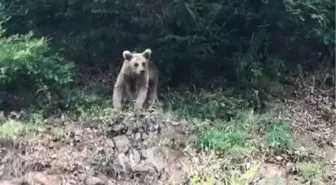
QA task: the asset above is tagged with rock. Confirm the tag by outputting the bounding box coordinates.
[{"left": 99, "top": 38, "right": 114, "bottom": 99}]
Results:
[
  {"left": 9, "top": 110, "right": 27, "bottom": 120},
  {"left": 117, "top": 153, "right": 130, "bottom": 171},
  {"left": 113, "top": 135, "right": 130, "bottom": 153},
  {"left": 275, "top": 156, "right": 283, "bottom": 161},
  {"left": 323, "top": 144, "right": 336, "bottom": 162},
  {"left": 171, "top": 121, "right": 180, "bottom": 126},
  {"left": 0, "top": 111, "right": 197, "bottom": 185},
  {"left": 285, "top": 162, "right": 295, "bottom": 173},
  {"left": 134, "top": 132, "right": 141, "bottom": 141},
  {"left": 106, "top": 139, "right": 115, "bottom": 148},
  {"left": 125, "top": 128, "right": 133, "bottom": 136},
  {"left": 107, "top": 180, "right": 115, "bottom": 185},
  {"left": 168, "top": 170, "right": 186, "bottom": 184},
  {"left": 141, "top": 147, "right": 167, "bottom": 172},
  {"left": 43, "top": 116, "right": 62, "bottom": 125},
  {"left": 0, "top": 180, "right": 16, "bottom": 185},
  {"left": 141, "top": 133, "right": 149, "bottom": 140},
  {"left": 24, "top": 172, "right": 62, "bottom": 185},
  {"left": 84, "top": 176, "right": 105, "bottom": 185},
  {"left": 257, "top": 177, "right": 286, "bottom": 185},
  {"left": 128, "top": 148, "right": 141, "bottom": 168},
  {"left": 257, "top": 163, "right": 287, "bottom": 181},
  {"left": 110, "top": 124, "right": 127, "bottom": 136}
]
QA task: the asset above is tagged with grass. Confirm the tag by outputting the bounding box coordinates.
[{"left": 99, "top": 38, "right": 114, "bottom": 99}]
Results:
[
  {"left": 160, "top": 89, "right": 299, "bottom": 184},
  {"left": 183, "top": 151, "right": 262, "bottom": 185},
  {"left": 0, "top": 119, "right": 26, "bottom": 138},
  {"left": 0, "top": 119, "right": 40, "bottom": 138},
  {"left": 266, "top": 121, "right": 294, "bottom": 153},
  {"left": 162, "top": 90, "right": 294, "bottom": 157},
  {"left": 0, "top": 110, "right": 46, "bottom": 138},
  {"left": 1, "top": 88, "right": 333, "bottom": 184},
  {"left": 299, "top": 161, "right": 326, "bottom": 182}
]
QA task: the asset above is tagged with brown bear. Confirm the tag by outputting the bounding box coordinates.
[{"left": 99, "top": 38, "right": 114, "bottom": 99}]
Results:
[{"left": 113, "top": 48, "right": 159, "bottom": 110}]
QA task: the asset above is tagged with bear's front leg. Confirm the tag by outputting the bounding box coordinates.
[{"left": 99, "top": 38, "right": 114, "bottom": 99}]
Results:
[
  {"left": 146, "top": 83, "right": 158, "bottom": 108},
  {"left": 113, "top": 85, "right": 124, "bottom": 110},
  {"left": 113, "top": 75, "right": 125, "bottom": 110},
  {"left": 125, "top": 83, "right": 134, "bottom": 101},
  {"left": 134, "top": 85, "right": 148, "bottom": 111}
]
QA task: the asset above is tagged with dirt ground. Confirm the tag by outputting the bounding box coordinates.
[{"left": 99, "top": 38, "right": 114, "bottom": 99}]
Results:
[
  {"left": 0, "top": 87, "right": 335, "bottom": 185},
  {"left": 0, "top": 111, "right": 199, "bottom": 185}
]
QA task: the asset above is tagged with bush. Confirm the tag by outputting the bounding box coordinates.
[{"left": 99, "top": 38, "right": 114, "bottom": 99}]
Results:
[
  {"left": 0, "top": 28, "right": 74, "bottom": 110},
  {"left": 266, "top": 121, "right": 294, "bottom": 152},
  {"left": 196, "top": 129, "right": 247, "bottom": 154}
]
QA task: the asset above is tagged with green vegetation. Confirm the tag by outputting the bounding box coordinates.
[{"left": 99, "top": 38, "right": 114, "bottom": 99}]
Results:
[
  {"left": 267, "top": 121, "right": 294, "bottom": 153},
  {"left": 0, "top": 113, "right": 42, "bottom": 138},
  {"left": 0, "top": 29, "right": 74, "bottom": 112},
  {"left": 300, "top": 162, "right": 324, "bottom": 180},
  {"left": 163, "top": 91, "right": 294, "bottom": 157}
]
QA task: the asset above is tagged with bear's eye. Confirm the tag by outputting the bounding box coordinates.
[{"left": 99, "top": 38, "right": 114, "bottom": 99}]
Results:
[
  {"left": 142, "top": 62, "right": 146, "bottom": 66},
  {"left": 134, "top": 63, "right": 139, "bottom": 68}
]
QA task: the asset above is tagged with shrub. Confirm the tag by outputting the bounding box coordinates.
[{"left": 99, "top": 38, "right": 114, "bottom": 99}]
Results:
[
  {"left": 266, "top": 121, "right": 294, "bottom": 152},
  {"left": 0, "top": 28, "right": 74, "bottom": 110},
  {"left": 196, "top": 129, "right": 247, "bottom": 154}
]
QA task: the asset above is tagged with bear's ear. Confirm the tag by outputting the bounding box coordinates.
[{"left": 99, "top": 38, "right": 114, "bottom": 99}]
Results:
[
  {"left": 142, "top": 48, "right": 152, "bottom": 60},
  {"left": 122, "top": 50, "right": 133, "bottom": 61}
]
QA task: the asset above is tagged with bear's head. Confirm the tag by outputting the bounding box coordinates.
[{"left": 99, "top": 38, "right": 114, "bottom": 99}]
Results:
[{"left": 122, "top": 49, "right": 152, "bottom": 76}]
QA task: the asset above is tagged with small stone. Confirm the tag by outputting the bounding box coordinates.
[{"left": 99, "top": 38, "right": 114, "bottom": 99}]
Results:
[
  {"left": 24, "top": 172, "right": 62, "bottom": 185},
  {"left": 74, "top": 134, "right": 82, "bottom": 142},
  {"left": 117, "top": 153, "right": 129, "bottom": 171},
  {"left": 134, "top": 132, "right": 141, "bottom": 141},
  {"left": 107, "top": 180, "right": 116, "bottom": 185},
  {"left": 111, "top": 124, "right": 127, "bottom": 136},
  {"left": 286, "top": 162, "right": 295, "bottom": 173},
  {"left": 129, "top": 149, "right": 141, "bottom": 168},
  {"left": 53, "top": 118, "right": 62, "bottom": 125},
  {"left": 142, "top": 133, "right": 149, "bottom": 140},
  {"left": 153, "top": 124, "right": 160, "bottom": 131},
  {"left": 257, "top": 177, "right": 286, "bottom": 185},
  {"left": 141, "top": 147, "right": 166, "bottom": 172},
  {"left": 106, "top": 139, "right": 115, "bottom": 148},
  {"left": 84, "top": 176, "right": 105, "bottom": 185},
  {"left": 113, "top": 135, "right": 130, "bottom": 153},
  {"left": 168, "top": 170, "right": 185, "bottom": 184},
  {"left": 0, "top": 180, "right": 15, "bottom": 185},
  {"left": 126, "top": 128, "right": 132, "bottom": 136},
  {"left": 275, "top": 156, "right": 283, "bottom": 161},
  {"left": 171, "top": 121, "right": 180, "bottom": 126}
]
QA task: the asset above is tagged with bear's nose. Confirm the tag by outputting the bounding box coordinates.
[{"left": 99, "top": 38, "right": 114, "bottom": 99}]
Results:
[{"left": 140, "top": 70, "right": 145, "bottom": 74}]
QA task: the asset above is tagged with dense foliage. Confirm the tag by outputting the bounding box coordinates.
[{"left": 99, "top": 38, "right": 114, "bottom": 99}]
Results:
[
  {"left": 0, "top": 29, "right": 74, "bottom": 110},
  {"left": 0, "top": 0, "right": 334, "bottom": 110}
]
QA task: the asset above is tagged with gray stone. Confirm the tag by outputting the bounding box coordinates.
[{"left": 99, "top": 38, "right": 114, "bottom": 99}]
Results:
[
  {"left": 128, "top": 149, "right": 141, "bottom": 168},
  {"left": 257, "top": 178, "right": 286, "bottom": 185},
  {"left": 134, "top": 132, "right": 141, "bottom": 141},
  {"left": 141, "top": 147, "right": 166, "bottom": 172},
  {"left": 117, "top": 153, "right": 129, "bottom": 171},
  {"left": 0, "top": 180, "right": 16, "bottom": 185},
  {"left": 84, "top": 176, "right": 105, "bottom": 185},
  {"left": 113, "top": 135, "right": 130, "bottom": 153}
]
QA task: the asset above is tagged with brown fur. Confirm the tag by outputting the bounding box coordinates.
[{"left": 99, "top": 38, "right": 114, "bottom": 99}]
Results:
[{"left": 113, "top": 48, "right": 159, "bottom": 110}]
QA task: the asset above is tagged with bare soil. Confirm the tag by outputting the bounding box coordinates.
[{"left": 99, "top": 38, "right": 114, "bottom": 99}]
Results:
[{"left": 0, "top": 111, "right": 197, "bottom": 185}]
